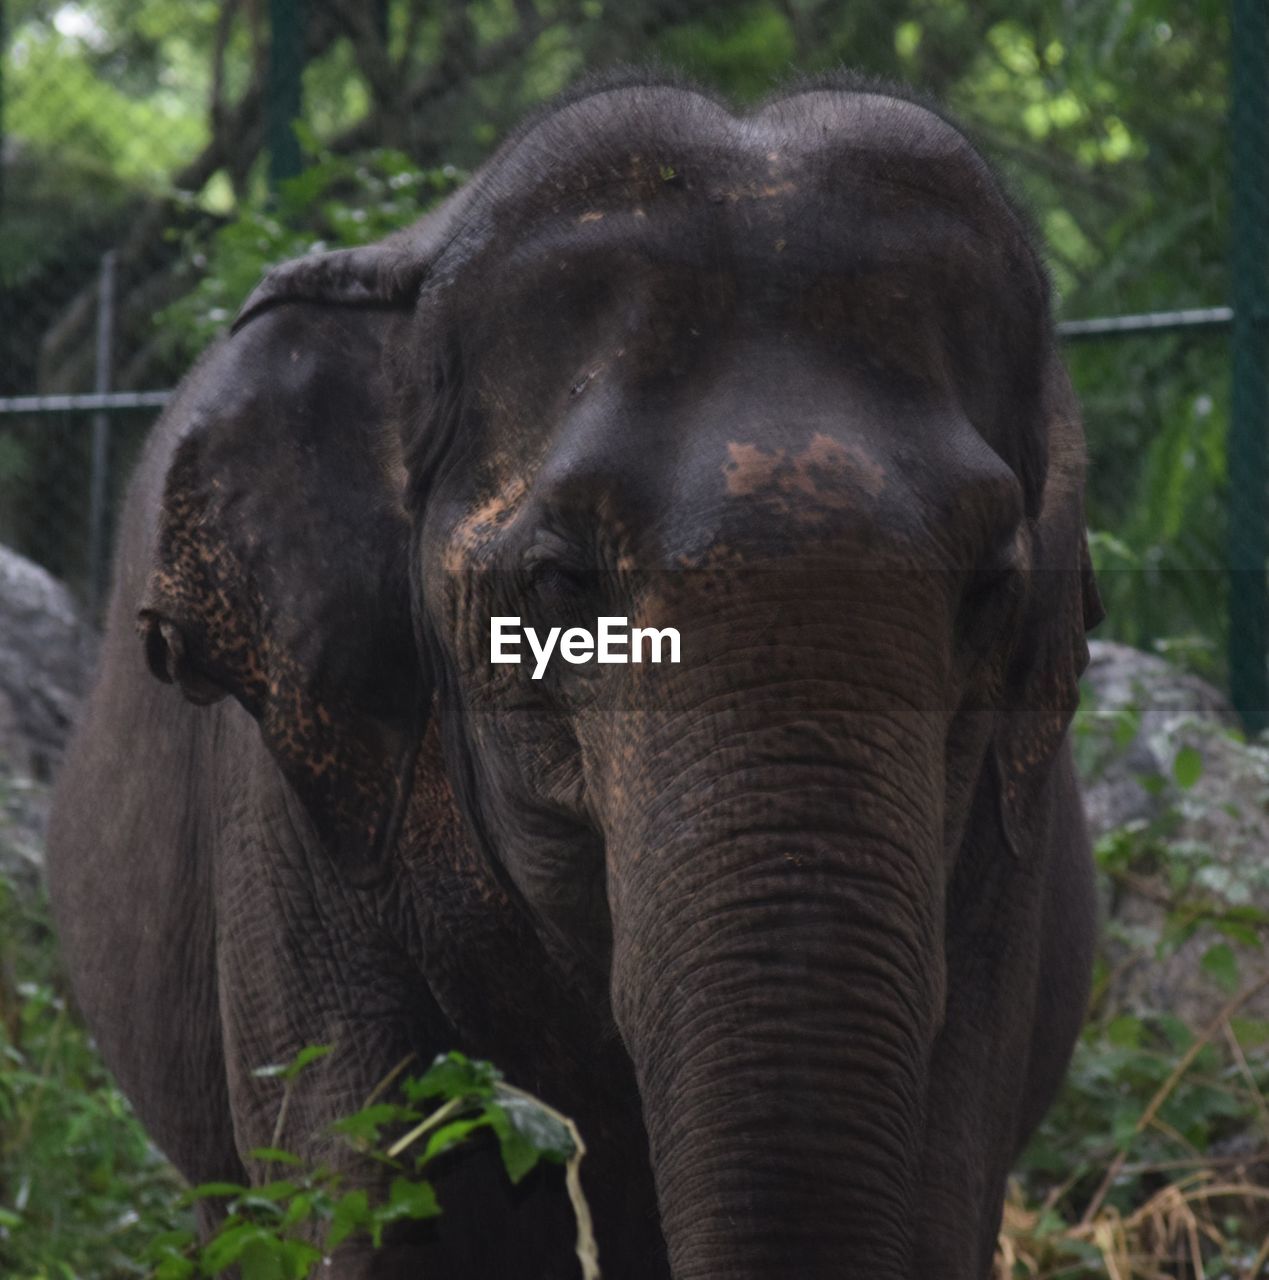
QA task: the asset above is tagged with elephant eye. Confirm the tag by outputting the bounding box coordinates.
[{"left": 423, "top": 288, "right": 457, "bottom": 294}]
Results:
[
  {"left": 523, "top": 533, "right": 591, "bottom": 603},
  {"left": 530, "top": 560, "right": 591, "bottom": 600}
]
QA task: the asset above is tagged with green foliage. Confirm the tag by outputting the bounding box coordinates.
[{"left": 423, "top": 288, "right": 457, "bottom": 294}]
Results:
[
  {"left": 159, "top": 146, "right": 466, "bottom": 359},
  {"left": 1173, "top": 744, "right": 1205, "bottom": 789},
  {"left": 0, "top": 771, "right": 588, "bottom": 1279},
  {"left": 656, "top": 4, "right": 797, "bottom": 101},
  {"left": 2, "top": 1, "right": 221, "bottom": 286},
  {"left": 143, "top": 1049, "right": 583, "bottom": 1277},
  {"left": 1021, "top": 1012, "right": 1256, "bottom": 1189},
  {"left": 1004, "top": 691, "right": 1269, "bottom": 1276},
  {"left": 0, "top": 775, "right": 191, "bottom": 1278},
  {"left": 6, "top": 12, "right": 208, "bottom": 189}
]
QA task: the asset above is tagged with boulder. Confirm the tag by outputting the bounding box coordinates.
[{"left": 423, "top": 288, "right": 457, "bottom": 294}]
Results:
[
  {"left": 0, "top": 544, "right": 97, "bottom": 890},
  {"left": 0, "top": 544, "right": 97, "bottom": 781},
  {"left": 1078, "top": 641, "right": 1269, "bottom": 1025}
]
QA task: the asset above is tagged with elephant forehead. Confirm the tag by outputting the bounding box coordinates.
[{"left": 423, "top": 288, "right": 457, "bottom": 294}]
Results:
[
  {"left": 479, "top": 169, "right": 1006, "bottom": 293},
  {"left": 446, "top": 89, "right": 1033, "bottom": 316},
  {"left": 478, "top": 81, "right": 1015, "bottom": 236}
]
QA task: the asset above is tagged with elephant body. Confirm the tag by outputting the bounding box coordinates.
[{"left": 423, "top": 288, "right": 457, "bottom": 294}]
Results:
[{"left": 48, "top": 73, "right": 1100, "bottom": 1279}]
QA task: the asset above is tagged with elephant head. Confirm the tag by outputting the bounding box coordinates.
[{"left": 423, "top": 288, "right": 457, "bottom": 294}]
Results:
[{"left": 136, "top": 76, "right": 1101, "bottom": 1278}]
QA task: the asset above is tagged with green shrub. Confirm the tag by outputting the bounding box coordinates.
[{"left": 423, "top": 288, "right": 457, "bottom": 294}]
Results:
[{"left": 0, "top": 776, "right": 190, "bottom": 1279}]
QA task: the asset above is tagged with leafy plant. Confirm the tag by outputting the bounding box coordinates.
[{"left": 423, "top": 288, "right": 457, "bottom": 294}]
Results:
[
  {"left": 0, "top": 773, "right": 191, "bottom": 1278},
  {"left": 1001, "top": 689, "right": 1269, "bottom": 1277},
  {"left": 1, "top": 769, "right": 595, "bottom": 1280},
  {"left": 142, "top": 1047, "right": 597, "bottom": 1280}
]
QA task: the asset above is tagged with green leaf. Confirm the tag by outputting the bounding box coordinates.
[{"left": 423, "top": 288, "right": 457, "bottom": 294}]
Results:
[
  {"left": 418, "top": 1115, "right": 493, "bottom": 1165},
  {"left": 276, "top": 1239, "right": 322, "bottom": 1279},
  {"left": 155, "top": 1257, "right": 197, "bottom": 1280},
  {"left": 1200, "top": 942, "right": 1239, "bottom": 993},
  {"left": 1214, "top": 917, "right": 1261, "bottom": 946},
  {"left": 404, "top": 1052, "right": 501, "bottom": 1103},
  {"left": 329, "top": 1102, "right": 419, "bottom": 1143},
  {"left": 1173, "top": 745, "right": 1204, "bottom": 788},
  {"left": 238, "top": 1235, "right": 288, "bottom": 1280},
  {"left": 496, "top": 1091, "right": 575, "bottom": 1165},
  {"left": 491, "top": 1116, "right": 541, "bottom": 1185},
  {"left": 1159, "top": 914, "right": 1200, "bottom": 956},
  {"left": 1230, "top": 1017, "right": 1269, "bottom": 1048},
  {"left": 378, "top": 1176, "right": 441, "bottom": 1223},
  {"left": 285, "top": 1044, "right": 335, "bottom": 1079},
  {"left": 200, "top": 1222, "right": 276, "bottom": 1272},
  {"left": 278, "top": 1191, "right": 317, "bottom": 1232},
  {"left": 325, "top": 1189, "right": 371, "bottom": 1251},
  {"left": 188, "top": 1181, "right": 250, "bottom": 1200},
  {"left": 484, "top": 1091, "right": 576, "bottom": 1185},
  {"left": 1106, "top": 1014, "right": 1144, "bottom": 1049},
  {"left": 1159, "top": 1015, "right": 1195, "bottom": 1052},
  {"left": 1112, "top": 704, "right": 1142, "bottom": 750},
  {"left": 234, "top": 1189, "right": 293, "bottom": 1215},
  {"left": 148, "top": 1228, "right": 199, "bottom": 1254}
]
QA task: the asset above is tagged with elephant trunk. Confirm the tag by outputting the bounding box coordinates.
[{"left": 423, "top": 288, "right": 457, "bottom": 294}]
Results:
[{"left": 605, "top": 703, "right": 947, "bottom": 1279}]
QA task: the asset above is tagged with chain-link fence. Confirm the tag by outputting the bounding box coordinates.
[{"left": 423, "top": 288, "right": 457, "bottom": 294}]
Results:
[{"left": 1, "top": 1, "right": 1265, "bottom": 724}]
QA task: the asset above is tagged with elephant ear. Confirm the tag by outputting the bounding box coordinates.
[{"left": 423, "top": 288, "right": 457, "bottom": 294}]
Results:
[
  {"left": 138, "top": 241, "right": 431, "bottom": 885},
  {"left": 993, "top": 350, "right": 1104, "bottom": 855},
  {"left": 229, "top": 183, "right": 477, "bottom": 331},
  {"left": 231, "top": 241, "right": 424, "bottom": 331}
]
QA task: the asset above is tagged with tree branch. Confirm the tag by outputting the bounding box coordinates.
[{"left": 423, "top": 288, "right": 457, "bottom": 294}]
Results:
[
  {"left": 209, "top": 0, "right": 242, "bottom": 136},
  {"left": 331, "top": 0, "right": 565, "bottom": 157}
]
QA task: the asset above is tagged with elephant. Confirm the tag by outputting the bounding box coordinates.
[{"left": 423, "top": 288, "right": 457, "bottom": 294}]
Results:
[{"left": 46, "top": 71, "right": 1103, "bottom": 1280}]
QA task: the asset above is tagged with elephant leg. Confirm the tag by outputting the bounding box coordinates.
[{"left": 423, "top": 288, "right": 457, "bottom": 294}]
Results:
[{"left": 211, "top": 747, "right": 579, "bottom": 1277}]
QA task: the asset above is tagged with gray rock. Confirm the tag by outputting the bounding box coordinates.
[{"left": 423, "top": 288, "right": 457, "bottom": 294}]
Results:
[
  {"left": 0, "top": 544, "right": 98, "bottom": 780},
  {"left": 1079, "top": 640, "right": 1239, "bottom": 839},
  {"left": 1077, "top": 641, "right": 1269, "bottom": 1025}
]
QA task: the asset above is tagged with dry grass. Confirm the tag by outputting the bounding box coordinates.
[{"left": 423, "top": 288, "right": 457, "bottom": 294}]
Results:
[{"left": 999, "top": 1169, "right": 1269, "bottom": 1279}]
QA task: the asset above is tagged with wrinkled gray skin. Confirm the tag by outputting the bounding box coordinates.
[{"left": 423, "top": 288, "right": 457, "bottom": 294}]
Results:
[{"left": 47, "top": 75, "right": 1102, "bottom": 1279}]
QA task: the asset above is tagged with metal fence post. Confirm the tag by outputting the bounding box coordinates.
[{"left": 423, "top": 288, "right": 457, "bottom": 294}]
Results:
[
  {"left": 87, "top": 250, "right": 116, "bottom": 616},
  {"left": 1228, "top": 0, "right": 1269, "bottom": 734},
  {"left": 267, "top": 0, "right": 304, "bottom": 189}
]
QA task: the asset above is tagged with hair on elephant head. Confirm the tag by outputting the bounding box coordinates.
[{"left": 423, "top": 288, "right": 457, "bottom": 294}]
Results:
[{"left": 50, "top": 69, "right": 1102, "bottom": 1280}]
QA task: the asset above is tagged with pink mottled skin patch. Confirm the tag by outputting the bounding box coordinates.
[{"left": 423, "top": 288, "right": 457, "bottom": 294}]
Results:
[
  {"left": 443, "top": 476, "right": 528, "bottom": 572},
  {"left": 722, "top": 432, "right": 887, "bottom": 509}
]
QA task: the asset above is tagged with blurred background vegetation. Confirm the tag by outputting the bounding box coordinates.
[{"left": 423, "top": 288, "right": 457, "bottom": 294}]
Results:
[
  {"left": 3, "top": 3, "right": 1268, "bottom": 1278},
  {"left": 0, "top": 0, "right": 1244, "bottom": 681}
]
